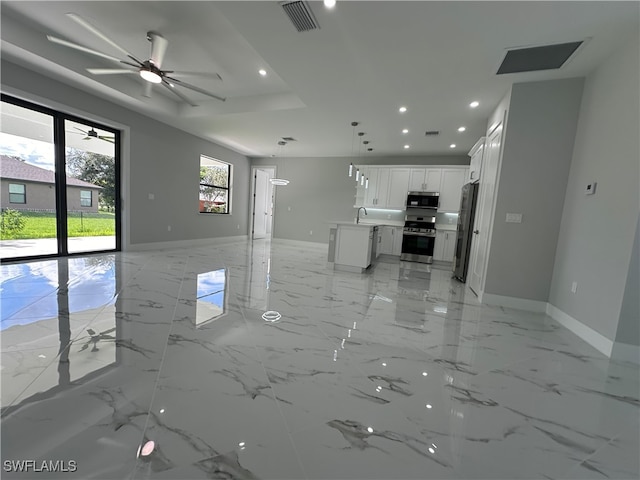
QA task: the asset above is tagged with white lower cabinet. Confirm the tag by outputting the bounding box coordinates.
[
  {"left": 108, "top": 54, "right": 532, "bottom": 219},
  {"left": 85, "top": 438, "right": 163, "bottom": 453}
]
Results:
[
  {"left": 335, "top": 226, "right": 373, "bottom": 269},
  {"left": 434, "top": 230, "right": 457, "bottom": 262},
  {"left": 379, "top": 226, "right": 404, "bottom": 256}
]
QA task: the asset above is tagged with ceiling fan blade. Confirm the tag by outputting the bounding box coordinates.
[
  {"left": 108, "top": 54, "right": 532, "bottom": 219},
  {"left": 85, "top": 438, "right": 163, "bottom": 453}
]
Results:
[
  {"left": 47, "top": 35, "right": 122, "bottom": 63},
  {"left": 143, "top": 82, "right": 153, "bottom": 98},
  {"left": 161, "top": 80, "right": 198, "bottom": 107},
  {"left": 149, "top": 32, "right": 169, "bottom": 69},
  {"left": 99, "top": 136, "right": 115, "bottom": 143},
  {"left": 74, "top": 126, "right": 88, "bottom": 134},
  {"left": 168, "top": 71, "right": 223, "bottom": 81},
  {"left": 87, "top": 68, "right": 137, "bottom": 75},
  {"left": 66, "top": 13, "right": 144, "bottom": 66},
  {"left": 164, "top": 76, "right": 226, "bottom": 102},
  {"left": 121, "top": 59, "right": 144, "bottom": 68}
]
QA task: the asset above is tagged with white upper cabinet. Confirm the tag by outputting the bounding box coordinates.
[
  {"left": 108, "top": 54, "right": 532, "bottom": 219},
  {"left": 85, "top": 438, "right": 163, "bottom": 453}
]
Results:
[
  {"left": 468, "top": 137, "right": 485, "bottom": 184},
  {"left": 409, "top": 168, "right": 441, "bottom": 192},
  {"left": 364, "top": 167, "right": 390, "bottom": 207},
  {"left": 387, "top": 168, "right": 410, "bottom": 208},
  {"left": 439, "top": 169, "right": 467, "bottom": 212}
]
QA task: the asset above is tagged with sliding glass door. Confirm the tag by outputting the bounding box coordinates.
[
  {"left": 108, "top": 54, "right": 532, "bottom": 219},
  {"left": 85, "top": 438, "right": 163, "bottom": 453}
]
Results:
[
  {"left": 0, "top": 95, "right": 120, "bottom": 261},
  {"left": 64, "top": 119, "right": 117, "bottom": 254}
]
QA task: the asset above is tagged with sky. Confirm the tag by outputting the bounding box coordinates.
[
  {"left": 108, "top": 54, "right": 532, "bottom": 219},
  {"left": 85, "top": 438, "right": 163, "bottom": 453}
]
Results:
[{"left": 0, "top": 132, "right": 55, "bottom": 170}]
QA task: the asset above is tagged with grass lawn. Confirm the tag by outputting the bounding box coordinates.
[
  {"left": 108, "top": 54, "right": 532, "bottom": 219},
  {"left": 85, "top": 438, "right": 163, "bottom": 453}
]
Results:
[{"left": 1, "top": 211, "right": 115, "bottom": 240}]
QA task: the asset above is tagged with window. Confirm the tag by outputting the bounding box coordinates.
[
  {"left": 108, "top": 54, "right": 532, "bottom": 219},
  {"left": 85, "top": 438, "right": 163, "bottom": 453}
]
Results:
[
  {"left": 9, "top": 183, "right": 26, "bottom": 204},
  {"left": 199, "top": 156, "right": 231, "bottom": 214},
  {"left": 80, "top": 190, "right": 92, "bottom": 207}
]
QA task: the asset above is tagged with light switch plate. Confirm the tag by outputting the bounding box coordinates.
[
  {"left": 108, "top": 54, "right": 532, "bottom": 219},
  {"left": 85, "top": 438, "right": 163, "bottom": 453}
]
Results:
[
  {"left": 585, "top": 182, "right": 597, "bottom": 195},
  {"left": 506, "top": 213, "right": 522, "bottom": 223}
]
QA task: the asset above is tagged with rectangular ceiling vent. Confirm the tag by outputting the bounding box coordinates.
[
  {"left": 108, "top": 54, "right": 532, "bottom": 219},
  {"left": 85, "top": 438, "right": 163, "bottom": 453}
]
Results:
[
  {"left": 497, "top": 41, "right": 584, "bottom": 75},
  {"left": 280, "top": 1, "right": 320, "bottom": 32},
  {"left": 425, "top": 130, "right": 440, "bottom": 136}
]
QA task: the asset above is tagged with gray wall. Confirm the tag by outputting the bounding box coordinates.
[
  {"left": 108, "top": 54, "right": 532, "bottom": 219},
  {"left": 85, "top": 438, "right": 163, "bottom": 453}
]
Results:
[
  {"left": 549, "top": 35, "right": 640, "bottom": 342},
  {"left": 615, "top": 213, "right": 639, "bottom": 347},
  {"left": 2, "top": 60, "right": 251, "bottom": 247},
  {"left": 251, "top": 155, "right": 468, "bottom": 243},
  {"left": 484, "top": 78, "right": 584, "bottom": 302}
]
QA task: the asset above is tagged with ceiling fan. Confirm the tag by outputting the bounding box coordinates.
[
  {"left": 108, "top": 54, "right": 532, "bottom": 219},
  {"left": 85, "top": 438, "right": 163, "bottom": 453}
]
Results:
[
  {"left": 72, "top": 126, "right": 115, "bottom": 144},
  {"left": 47, "top": 13, "right": 226, "bottom": 106}
]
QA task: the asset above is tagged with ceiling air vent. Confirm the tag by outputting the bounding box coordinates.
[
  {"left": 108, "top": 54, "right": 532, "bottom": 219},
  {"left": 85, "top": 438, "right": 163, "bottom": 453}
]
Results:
[
  {"left": 497, "top": 41, "right": 583, "bottom": 75},
  {"left": 280, "top": 1, "right": 320, "bottom": 32},
  {"left": 282, "top": 137, "right": 297, "bottom": 142},
  {"left": 425, "top": 130, "right": 440, "bottom": 136}
]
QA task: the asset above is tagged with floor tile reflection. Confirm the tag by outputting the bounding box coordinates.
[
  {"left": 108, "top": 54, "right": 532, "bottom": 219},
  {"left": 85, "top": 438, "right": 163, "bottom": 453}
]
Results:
[{"left": 1, "top": 239, "right": 638, "bottom": 479}]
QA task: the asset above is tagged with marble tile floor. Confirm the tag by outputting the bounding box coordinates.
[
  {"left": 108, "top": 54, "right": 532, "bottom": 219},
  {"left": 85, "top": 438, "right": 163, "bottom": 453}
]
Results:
[{"left": 1, "top": 239, "right": 638, "bottom": 480}]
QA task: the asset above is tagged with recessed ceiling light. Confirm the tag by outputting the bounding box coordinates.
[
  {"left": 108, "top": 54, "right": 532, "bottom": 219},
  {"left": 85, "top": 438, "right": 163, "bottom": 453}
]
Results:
[
  {"left": 399, "top": 106, "right": 407, "bottom": 113},
  {"left": 258, "top": 69, "right": 267, "bottom": 76},
  {"left": 402, "top": 128, "right": 409, "bottom": 134},
  {"left": 469, "top": 101, "right": 479, "bottom": 108},
  {"left": 457, "top": 126, "right": 466, "bottom": 132},
  {"left": 450, "top": 144, "right": 456, "bottom": 148},
  {"left": 404, "top": 144, "right": 410, "bottom": 149},
  {"left": 324, "top": 0, "right": 336, "bottom": 8}
]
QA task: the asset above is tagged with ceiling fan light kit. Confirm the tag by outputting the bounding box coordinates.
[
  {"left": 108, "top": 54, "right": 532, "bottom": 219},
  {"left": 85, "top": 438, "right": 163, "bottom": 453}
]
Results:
[{"left": 139, "top": 69, "right": 162, "bottom": 84}]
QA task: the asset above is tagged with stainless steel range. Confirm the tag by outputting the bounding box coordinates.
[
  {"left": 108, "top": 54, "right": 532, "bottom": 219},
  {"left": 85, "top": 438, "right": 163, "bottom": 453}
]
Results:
[{"left": 400, "top": 213, "right": 436, "bottom": 264}]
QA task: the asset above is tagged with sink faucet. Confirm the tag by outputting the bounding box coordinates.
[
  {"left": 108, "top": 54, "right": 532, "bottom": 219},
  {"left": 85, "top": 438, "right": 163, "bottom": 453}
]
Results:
[{"left": 357, "top": 207, "right": 367, "bottom": 224}]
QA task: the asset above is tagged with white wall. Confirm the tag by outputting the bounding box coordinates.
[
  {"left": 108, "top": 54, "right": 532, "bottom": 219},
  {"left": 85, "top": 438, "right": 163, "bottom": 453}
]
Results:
[
  {"left": 549, "top": 34, "right": 639, "bottom": 343},
  {"left": 484, "top": 78, "right": 584, "bottom": 302},
  {"left": 2, "top": 60, "right": 251, "bottom": 248}
]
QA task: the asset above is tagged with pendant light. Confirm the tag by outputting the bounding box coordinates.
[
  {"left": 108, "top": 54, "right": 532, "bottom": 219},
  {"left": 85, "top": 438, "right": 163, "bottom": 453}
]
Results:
[
  {"left": 348, "top": 121, "right": 358, "bottom": 177},
  {"left": 270, "top": 141, "right": 290, "bottom": 186},
  {"left": 363, "top": 140, "right": 370, "bottom": 189},
  {"left": 358, "top": 132, "right": 366, "bottom": 187}
]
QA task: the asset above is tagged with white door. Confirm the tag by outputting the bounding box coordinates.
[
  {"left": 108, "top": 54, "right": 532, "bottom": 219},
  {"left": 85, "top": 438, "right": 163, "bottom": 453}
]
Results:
[
  {"left": 469, "top": 122, "right": 503, "bottom": 297},
  {"left": 252, "top": 169, "right": 269, "bottom": 239}
]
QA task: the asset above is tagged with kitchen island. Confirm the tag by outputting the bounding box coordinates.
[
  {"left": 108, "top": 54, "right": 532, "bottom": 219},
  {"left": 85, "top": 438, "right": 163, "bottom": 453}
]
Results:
[{"left": 328, "top": 221, "right": 380, "bottom": 273}]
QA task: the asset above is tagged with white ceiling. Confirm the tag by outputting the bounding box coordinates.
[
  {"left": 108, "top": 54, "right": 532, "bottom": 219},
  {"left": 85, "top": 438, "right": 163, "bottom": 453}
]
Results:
[{"left": 2, "top": 1, "right": 638, "bottom": 159}]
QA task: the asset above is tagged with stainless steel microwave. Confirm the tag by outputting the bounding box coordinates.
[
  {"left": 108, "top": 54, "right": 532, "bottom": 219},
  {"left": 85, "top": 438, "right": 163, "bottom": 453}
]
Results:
[{"left": 406, "top": 192, "right": 439, "bottom": 209}]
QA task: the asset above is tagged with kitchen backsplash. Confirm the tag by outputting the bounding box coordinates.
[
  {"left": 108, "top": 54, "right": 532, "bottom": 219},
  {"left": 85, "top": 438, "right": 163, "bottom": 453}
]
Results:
[
  {"left": 355, "top": 208, "right": 458, "bottom": 227},
  {"left": 358, "top": 208, "right": 405, "bottom": 224},
  {"left": 437, "top": 212, "right": 458, "bottom": 226}
]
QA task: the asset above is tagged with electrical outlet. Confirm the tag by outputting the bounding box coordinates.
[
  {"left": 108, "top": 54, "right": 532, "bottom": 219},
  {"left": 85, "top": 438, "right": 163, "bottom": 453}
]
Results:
[
  {"left": 148, "top": 193, "right": 155, "bottom": 200},
  {"left": 585, "top": 182, "right": 597, "bottom": 195},
  {"left": 167, "top": 225, "right": 172, "bottom": 232},
  {"left": 309, "top": 230, "right": 313, "bottom": 236},
  {"left": 571, "top": 281, "right": 578, "bottom": 294},
  {"left": 287, "top": 206, "right": 291, "bottom": 211},
  {"left": 237, "top": 224, "right": 240, "bottom": 229}
]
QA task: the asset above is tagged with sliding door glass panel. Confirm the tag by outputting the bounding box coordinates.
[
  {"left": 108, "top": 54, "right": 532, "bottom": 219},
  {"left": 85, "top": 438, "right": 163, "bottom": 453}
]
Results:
[
  {"left": 64, "top": 120, "right": 116, "bottom": 254},
  {"left": 0, "top": 102, "right": 57, "bottom": 259}
]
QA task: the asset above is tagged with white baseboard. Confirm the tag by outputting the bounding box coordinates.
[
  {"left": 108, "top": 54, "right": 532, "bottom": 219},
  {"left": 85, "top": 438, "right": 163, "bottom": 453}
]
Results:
[
  {"left": 271, "top": 238, "right": 328, "bottom": 249},
  {"left": 546, "top": 303, "right": 614, "bottom": 358},
  {"left": 611, "top": 341, "right": 640, "bottom": 364},
  {"left": 126, "top": 235, "right": 248, "bottom": 252},
  {"left": 481, "top": 293, "right": 547, "bottom": 312}
]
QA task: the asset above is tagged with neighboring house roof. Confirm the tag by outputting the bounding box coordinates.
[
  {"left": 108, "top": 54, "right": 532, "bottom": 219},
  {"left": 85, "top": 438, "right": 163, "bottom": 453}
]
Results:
[{"left": 1, "top": 155, "right": 101, "bottom": 189}]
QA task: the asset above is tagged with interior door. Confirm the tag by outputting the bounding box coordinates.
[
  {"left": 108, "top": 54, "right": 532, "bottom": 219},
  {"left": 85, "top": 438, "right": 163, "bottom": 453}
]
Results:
[
  {"left": 469, "top": 122, "right": 503, "bottom": 297},
  {"left": 252, "top": 169, "right": 269, "bottom": 239}
]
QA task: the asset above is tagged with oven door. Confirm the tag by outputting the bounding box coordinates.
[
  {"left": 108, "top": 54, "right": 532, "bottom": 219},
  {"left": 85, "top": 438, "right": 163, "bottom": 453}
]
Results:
[{"left": 400, "top": 232, "right": 435, "bottom": 264}]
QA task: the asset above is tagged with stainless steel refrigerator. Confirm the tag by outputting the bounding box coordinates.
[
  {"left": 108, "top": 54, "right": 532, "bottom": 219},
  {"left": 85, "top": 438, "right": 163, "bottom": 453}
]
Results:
[{"left": 453, "top": 182, "right": 479, "bottom": 282}]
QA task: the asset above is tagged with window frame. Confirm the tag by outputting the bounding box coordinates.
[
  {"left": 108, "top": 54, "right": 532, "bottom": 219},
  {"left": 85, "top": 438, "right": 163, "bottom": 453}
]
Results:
[
  {"left": 199, "top": 155, "right": 232, "bottom": 215},
  {"left": 8, "top": 183, "right": 26, "bottom": 204},
  {"left": 80, "top": 189, "right": 92, "bottom": 207}
]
